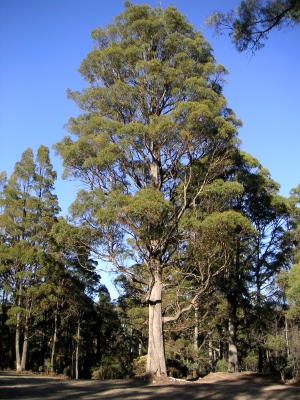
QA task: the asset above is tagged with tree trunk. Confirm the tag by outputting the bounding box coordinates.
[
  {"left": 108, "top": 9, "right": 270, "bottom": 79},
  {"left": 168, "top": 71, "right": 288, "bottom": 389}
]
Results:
[
  {"left": 15, "top": 284, "right": 22, "bottom": 373},
  {"left": 15, "top": 311, "right": 22, "bottom": 372},
  {"left": 15, "top": 315, "right": 29, "bottom": 373},
  {"left": 51, "top": 312, "right": 58, "bottom": 372},
  {"left": 0, "top": 292, "right": 7, "bottom": 367},
  {"left": 75, "top": 319, "right": 80, "bottom": 380},
  {"left": 227, "top": 293, "right": 238, "bottom": 372},
  {"left": 285, "top": 316, "right": 289, "bottom": 354},
  {"left": 41, "top": 310, "right": 47, "bottom": 368},
  {"left": 258, "top": 343, "right": 264, "bottom": 372},
  {"left": 255, "top": 261, "right": 264, "bottom": 372},
  {"left": 208, "top": 334, "right": 214, "bottom": 371},
  {"left": 20, "top": 318, "right": 29, "bottom": 372},
  {"left": 194, "top": 304, "right": 199, "bottom": 350},
  {"left": 146, "top": 260, "right": 166, "bottom": 377}
]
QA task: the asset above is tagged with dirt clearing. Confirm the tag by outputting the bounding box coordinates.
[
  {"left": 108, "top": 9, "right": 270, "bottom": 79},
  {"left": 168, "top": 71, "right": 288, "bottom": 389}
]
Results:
[{"left": 0, "top": 371, "right": 299, "bottom": 399}]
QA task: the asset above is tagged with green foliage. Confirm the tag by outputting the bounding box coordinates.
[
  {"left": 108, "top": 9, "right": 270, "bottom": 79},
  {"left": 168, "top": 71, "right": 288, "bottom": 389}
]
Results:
[
  {"left": 54, "top": 3, "right": 243, "bottom": 376},
  {"left": 0, "top": 146, "right": 103, "bottom": 374},
  {"left": 286, "top": 263, "right": 300, "bottom": 320},
  {"left": 0, "top": 146, "right": 62, "bottom": 370},
  {"left": 207, "top": 0, "right": 300, "bottom": 52},
  {"left": 1, "top": 2, "right": 298, "bottom": 381},
  {"left": 266, "top": 334, "right": 286, "bottom": 348},
  {"left": 265, "top": 334, "right": 287, "bottom": 376},
  {"left": 215, "top": 358, "right": 228, "bottom": 372},
  {"left": 243, "top": 351, "right": 258, "bottom": 372},
  {"left": 165, "top": 337, "right": 210, "bottom": 377},
  {"left": 42, "top": 358, "right": 53, "bottom": 375},
  {"left": 183, "top": 348, "right": 210, "bottom": 376},
  {"left": 91, "top": 356, "right": 124, "bottom": 380},
  {"left": 132, "top": 355, "right": 147, "bottom": 376}
]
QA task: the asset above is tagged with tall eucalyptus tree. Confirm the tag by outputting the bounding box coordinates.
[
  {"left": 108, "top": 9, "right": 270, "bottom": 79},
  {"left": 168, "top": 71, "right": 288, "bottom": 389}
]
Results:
[{"left": 55, "top": 4, "right": 242, "bottom": 376}]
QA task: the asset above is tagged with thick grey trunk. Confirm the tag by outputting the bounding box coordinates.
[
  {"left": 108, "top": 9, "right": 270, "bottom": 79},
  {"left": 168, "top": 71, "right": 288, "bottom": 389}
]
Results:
[
  {"left": 146, "top": 157, "right": 166, "bottom": 377},
  {"left": 227, "top": 294, "right": 238, "bottom": 373},
  {"left": 15, "top": 315, "right": 29, "bottom": 373},
  {"left": 20, "top": 319, "right": 29, "bottom": 372},
  {"left": 146, "top": 260, "right": 166, "bottom": 377}
]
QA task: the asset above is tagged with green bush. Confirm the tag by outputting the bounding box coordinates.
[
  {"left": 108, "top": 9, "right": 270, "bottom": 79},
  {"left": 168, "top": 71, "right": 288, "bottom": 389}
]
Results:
[
  {"left": 38, "top": 358, "right": 53, "bottom": 374},
  {"left": 243, "top": 352, "right": 258, "bottom": 372},
  {"left": 265, "top": 334, "right": 287, "bottom": 380},
  {"left": 91, "top": 356, "right": 123, "bottom": 380},
  {"left": 215, "top": 359, "right": 228, "bottom": 372},
  {"left": 132, "top": 355, "right": 147, "bottom": 376}
]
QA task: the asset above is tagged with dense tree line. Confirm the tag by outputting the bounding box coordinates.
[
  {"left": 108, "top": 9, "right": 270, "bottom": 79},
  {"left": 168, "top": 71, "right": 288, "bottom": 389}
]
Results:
[{"left": 1, "top": 3, "right": 299, "bottom": 381}]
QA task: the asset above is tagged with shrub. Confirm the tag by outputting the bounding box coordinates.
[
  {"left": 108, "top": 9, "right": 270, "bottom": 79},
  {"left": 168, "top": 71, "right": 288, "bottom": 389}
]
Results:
[
  {"left": 265, "top": 334, "right": 287, "bottom": 380},
  {"left": 132, "top": 355, "right": 147, "bottom": 376},
  {"left": 91, "top": 356, "right": 123, "bottom": 380},
  {"left": 215, "top": 359, "right": 228, "bottom": 372},
  {"left": 243, "top": 352, "right": 258, "bottom": 372}
]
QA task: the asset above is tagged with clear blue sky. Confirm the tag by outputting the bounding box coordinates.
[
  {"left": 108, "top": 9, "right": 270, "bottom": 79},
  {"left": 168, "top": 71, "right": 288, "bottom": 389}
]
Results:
[{"left": 1, "top": 0, "right": 299, "bottom": 296}]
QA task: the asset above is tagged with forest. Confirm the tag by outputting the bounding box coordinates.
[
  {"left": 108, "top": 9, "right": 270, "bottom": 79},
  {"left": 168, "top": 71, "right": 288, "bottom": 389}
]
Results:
[{"left": 0, "top": 2, "right": 300, "bottom": 382}]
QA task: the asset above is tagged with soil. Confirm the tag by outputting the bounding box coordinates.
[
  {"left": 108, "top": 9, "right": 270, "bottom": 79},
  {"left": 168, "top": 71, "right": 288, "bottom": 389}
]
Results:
[{"left": 0, "top": 371, "right": 299, "bottom": 400}]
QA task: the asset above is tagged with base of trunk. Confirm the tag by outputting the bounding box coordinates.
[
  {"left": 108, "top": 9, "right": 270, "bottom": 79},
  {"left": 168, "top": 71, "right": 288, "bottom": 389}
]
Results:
[
  {"left": 228, "top": 343, "right": 238, "bottom": 372},
  {"left": 146, "top": 275, "right": 166, "bottom": 377}
]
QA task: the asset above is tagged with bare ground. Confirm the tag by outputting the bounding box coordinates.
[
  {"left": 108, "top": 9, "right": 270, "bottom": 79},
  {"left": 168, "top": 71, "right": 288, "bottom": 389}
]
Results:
[{"left": 0, "top": 371, "right": 299, "bottom": 400}]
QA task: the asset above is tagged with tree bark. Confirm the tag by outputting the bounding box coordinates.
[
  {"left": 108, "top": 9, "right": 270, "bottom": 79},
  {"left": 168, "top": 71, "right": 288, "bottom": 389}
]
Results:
[
  {"left": 20, "top": 317, "right": 29, "bottom": 372},
  {"left": 75, "top": 319, "right": 80, "bottom": 380},
  {"left": 15, "top": 311, "right": 22, "bottom": 372},
  {"left": 194, "top": 304, "right": 199, "bottom": 350},
  {"left": 146, "top": 259, "right": 166, "bottom": 377},
  {"left": 15, "top": 314, "right": 29, "bottom": 373},
  {"left": 51, "top": 312, "right": 58, "bottom": 372},
  {"left": 41, "top": 310, "right": 47, "bottom": 368},
  {"left": 0, "top": 292, "right": 7, "bottom": 367},
  {"left": 255, "top": 257, "right": 264, "bottom": 372},
  {"left": 208, "top": 334, "right": 214, "bottom": 371},
  {"left": 227, "top": 293, "right": 238, "bottom": 373},
  {"left": 15, "top": 284, "right": 22, "bottom": 373}
]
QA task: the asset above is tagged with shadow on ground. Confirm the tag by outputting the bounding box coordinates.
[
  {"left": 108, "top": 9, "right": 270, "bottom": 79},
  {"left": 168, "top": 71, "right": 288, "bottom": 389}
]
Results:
[{"left": 0, "top": 372, "right": 299, "bottom": 400}]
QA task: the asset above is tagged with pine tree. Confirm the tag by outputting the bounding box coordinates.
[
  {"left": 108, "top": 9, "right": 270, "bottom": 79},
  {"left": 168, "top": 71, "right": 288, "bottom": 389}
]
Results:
[{"left": 0, "top": 146, "right": 60, "bottom": 372}]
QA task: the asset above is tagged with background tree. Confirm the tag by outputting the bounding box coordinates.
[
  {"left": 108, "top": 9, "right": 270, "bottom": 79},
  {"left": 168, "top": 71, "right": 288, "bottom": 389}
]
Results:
[
  {"left": 207, "top": 0, "right": 300, "bottom": 52},
  {"left": 55, "top": 3, "right": 242, "bottom": 377},
  {"left": 91, "top": 284, "right": 131, "bottom": 379},
  {"left": 228, "top": 152, "right": 292, "bottom": 372},
  {"left": 274, "top": 184, "right": 300, "bottom": 380},
  {"left": 46, "top": 218, "right": 100, "bottom": 378},
  {"left": 179, "top": 152, "right": 293, "bottom": 374},
  {"left": 0, "top": 146, "right": 60, "bottom": 372},
  {"left": 288, "top": 184, "right": 300, "bottom": 264}
]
